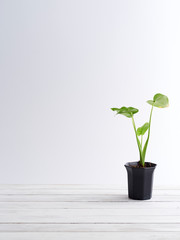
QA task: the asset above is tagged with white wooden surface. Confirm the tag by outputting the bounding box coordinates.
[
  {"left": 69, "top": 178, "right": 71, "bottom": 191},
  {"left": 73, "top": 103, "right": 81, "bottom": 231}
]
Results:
[{"left": 0, "top": 185, "right": 180, "bottom": 240}]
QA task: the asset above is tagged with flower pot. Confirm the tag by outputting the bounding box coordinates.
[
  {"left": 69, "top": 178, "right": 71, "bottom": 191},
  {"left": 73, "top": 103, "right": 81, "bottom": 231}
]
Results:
[{"left": 125, "top": 162, "right": 156, "bottom": 200}]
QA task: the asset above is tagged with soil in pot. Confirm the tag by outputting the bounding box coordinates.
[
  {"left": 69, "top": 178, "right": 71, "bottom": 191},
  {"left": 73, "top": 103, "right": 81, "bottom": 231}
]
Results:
[{"left": 130, "top": 162, "right": 153, "bottom": 168}]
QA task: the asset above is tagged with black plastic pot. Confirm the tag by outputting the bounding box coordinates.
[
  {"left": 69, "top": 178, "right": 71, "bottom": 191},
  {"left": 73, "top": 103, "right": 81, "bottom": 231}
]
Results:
[{"left": 125, "top": 162, "right": 156, "bottom": 200}]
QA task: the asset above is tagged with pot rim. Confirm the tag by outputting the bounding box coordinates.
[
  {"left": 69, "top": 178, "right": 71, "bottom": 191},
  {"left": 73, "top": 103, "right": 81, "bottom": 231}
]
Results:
[{"left": 125, "top": 161, "right": 157, "bottom": 169}]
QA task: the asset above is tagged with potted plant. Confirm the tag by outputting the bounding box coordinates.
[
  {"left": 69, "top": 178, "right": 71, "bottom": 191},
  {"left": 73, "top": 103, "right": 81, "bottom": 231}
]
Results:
[{"left": 111, "top": 93, "right": 169, "bottom": 200}]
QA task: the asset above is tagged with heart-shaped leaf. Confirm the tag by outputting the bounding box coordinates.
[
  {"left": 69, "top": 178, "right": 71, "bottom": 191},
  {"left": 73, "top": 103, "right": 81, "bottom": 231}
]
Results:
[
  {"left": 137, "top": 122, "right": 149, "bottom": 136},
  {"left": 111, "top": 106, "right": 139, "bottom": 118},
  {"left": 147, "top": 93, "right": 169, "bottom": 108}
]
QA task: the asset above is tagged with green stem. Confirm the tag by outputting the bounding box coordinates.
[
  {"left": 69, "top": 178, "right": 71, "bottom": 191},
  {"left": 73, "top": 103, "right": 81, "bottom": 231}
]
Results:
[
  {"left": 142, "top": 105, "right": 154, "bottom": 165},
  {"left": 148, "top": 106, "right": 153, "bottom": 138},
  {"left": 132, "top": 116, "right": 142, "bottom": 165},
  {"left": 141, "top": 135, "right": 143, "bottom": 148}
]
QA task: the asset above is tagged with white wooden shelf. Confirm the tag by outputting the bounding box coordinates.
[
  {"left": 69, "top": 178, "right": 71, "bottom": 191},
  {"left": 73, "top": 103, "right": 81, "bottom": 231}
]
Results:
[{"left": 0, "top": 185, "right": 180, "bottom": 239}]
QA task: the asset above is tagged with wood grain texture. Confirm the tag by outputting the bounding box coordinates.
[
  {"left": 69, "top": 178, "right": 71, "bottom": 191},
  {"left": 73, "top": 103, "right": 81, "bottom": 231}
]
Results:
[
  {"left": 0, "top": 209, "right": 180, "bottom": 223},
  {"left": 1, "top": 201, "right": 180, "bottom": 209},
  {"left": 0, "top": 232, "right": 180, "bottom": 240},
  {"left": 0, "top": 185, "right": 179, "bottom": 240},
  {"left": 0, "top": 194, "right": 180, "bottom": 202},
  {"left": 1, "top": 223, "right": 180, "bottom": 232}
]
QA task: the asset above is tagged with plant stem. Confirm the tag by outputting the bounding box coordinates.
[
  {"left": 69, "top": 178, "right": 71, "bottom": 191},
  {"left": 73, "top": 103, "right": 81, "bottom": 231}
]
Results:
[
  {"left": 142, "top": 105, "right": 154, "bottom": 165},
  {"left": 141, "top": 135, "right": 143, "bottom": 148},
  {"left": 132, "top": 116, "right": 142, "bottom": 164},
  {"left": 148, "top": 105, "right": 154, "bottom": 138}
]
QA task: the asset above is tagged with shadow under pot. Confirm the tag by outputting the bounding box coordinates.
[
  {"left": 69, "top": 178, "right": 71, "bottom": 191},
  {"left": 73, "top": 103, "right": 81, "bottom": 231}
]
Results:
[{"left": 125, "top": 162, "right": 157, "bottom": 200}]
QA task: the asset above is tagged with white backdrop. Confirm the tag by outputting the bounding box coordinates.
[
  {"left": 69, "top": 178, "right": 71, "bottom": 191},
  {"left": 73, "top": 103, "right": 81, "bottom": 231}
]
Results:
[{"left": 0, "top": 0, "right": 179, "bottom": 187}]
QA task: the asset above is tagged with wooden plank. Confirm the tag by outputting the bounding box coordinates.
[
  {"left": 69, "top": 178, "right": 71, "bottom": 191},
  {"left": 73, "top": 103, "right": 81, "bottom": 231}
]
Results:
[
  {"left": 0, "top": 194, "right": 180, "bottom": 202},
  {"left": 1, "top": 208, "right": 180, "bottom": 217},
  {"left": 0, "top": 232, "right": 180, "bottom": 240},
  {"left": 0, "top": 184, "right": 179, "bottom": 190},
  {"left": 0, "top": 209, "right": 180, "bottom": 223},
  {"left": 0, "top": 185, "right": 180, "bottom": 195},
  {"left": 0, "top": 223, "right": 180, "bottom": 232},
  {"left": 0, "top": 185, "right": 122, "bottom": 190},
  {"left": 0, "top": 201, "right": 180, "bottom": 209},
  {"left": 0, "top": 189, "right": 180, "bottom": 195}
]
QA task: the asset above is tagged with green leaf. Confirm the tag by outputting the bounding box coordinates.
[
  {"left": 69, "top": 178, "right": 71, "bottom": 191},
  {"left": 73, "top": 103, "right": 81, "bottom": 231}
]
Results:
[
  {"left": 147, "top": 93, "right": 169, "bottom": 108},
  {"left": 137, "top": 122, "right": 149, "bottom": 136},
  {"left": 147, "top": 100, "right": 154, "bottom": 105},
  {"left": 128, "top": 107, "right": 139, "bottom": 114},
  {"left": 111, "top": 106, "right": 139, "bottom": 118},
  {"left": 111, "top": 108, "right": 121, "bottom": 112}
]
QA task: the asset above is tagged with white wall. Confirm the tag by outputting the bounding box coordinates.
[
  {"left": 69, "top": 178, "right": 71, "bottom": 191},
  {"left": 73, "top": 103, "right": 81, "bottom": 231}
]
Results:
[{"left": 0, "top": 0, "right": 179, "bottom": 187}]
